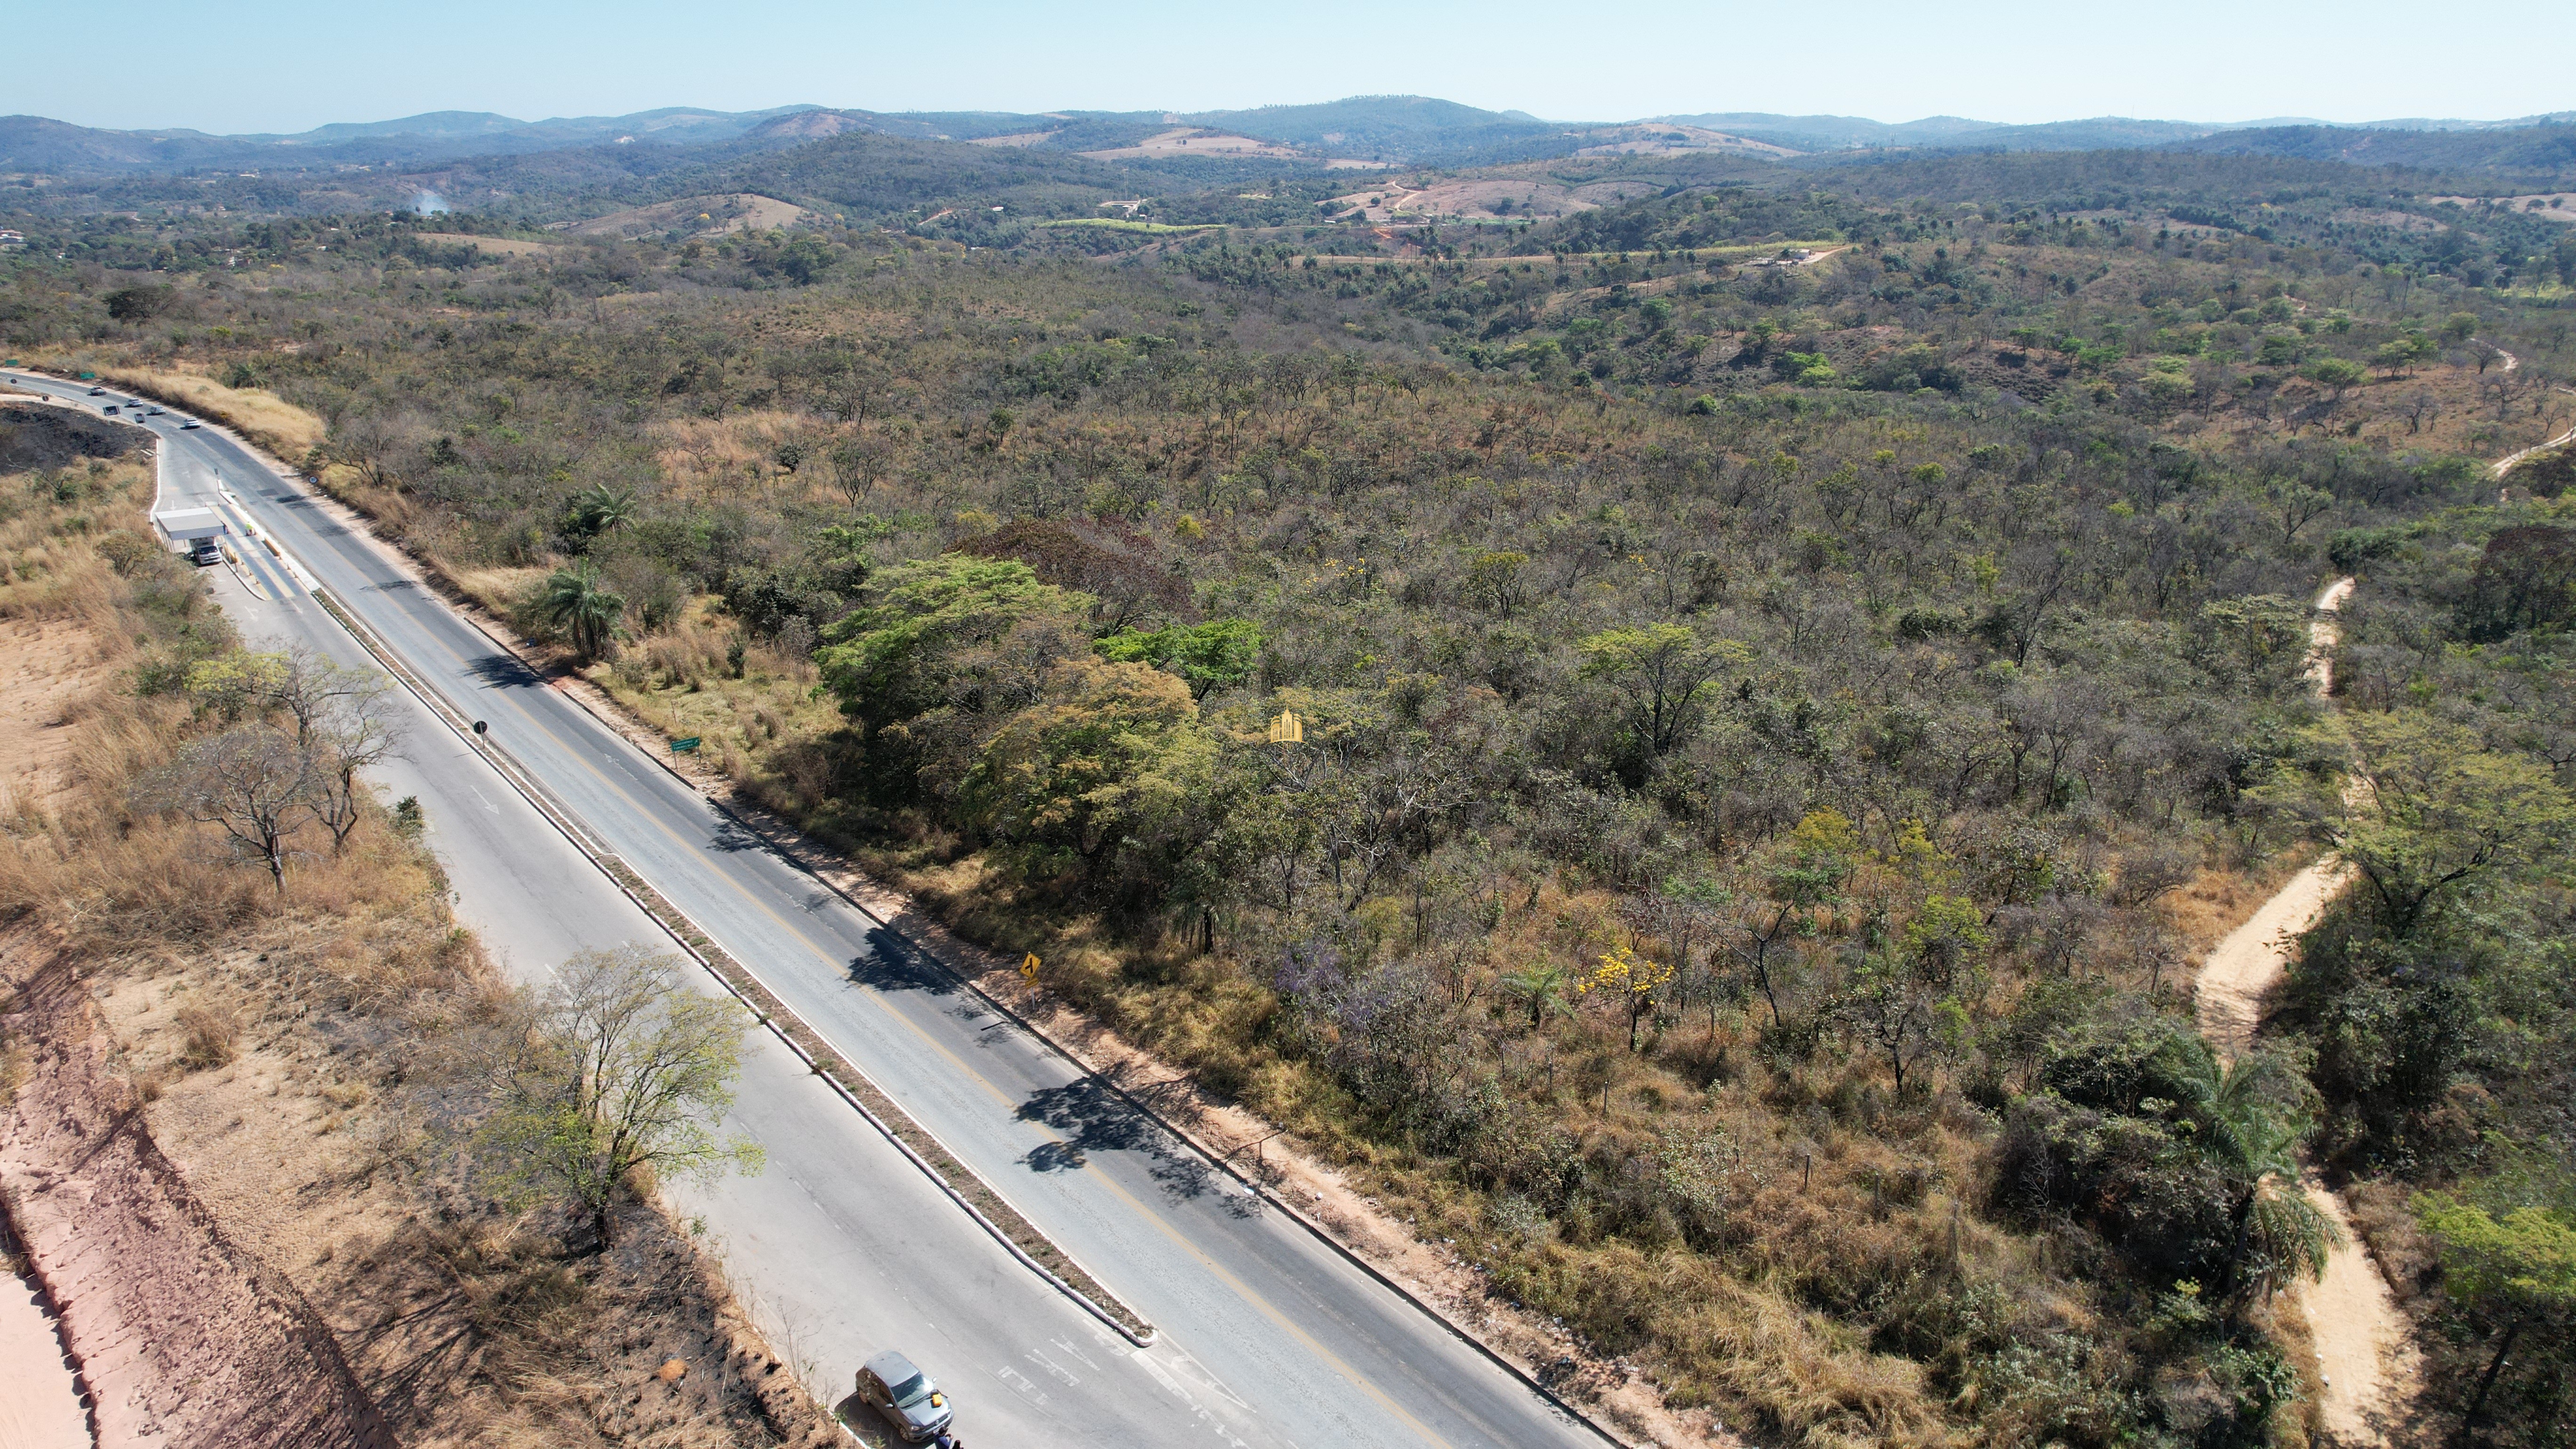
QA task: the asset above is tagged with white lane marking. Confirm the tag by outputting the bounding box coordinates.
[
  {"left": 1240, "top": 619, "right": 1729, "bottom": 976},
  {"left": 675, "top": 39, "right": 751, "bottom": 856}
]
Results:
[
  {"left": 1048, "top": 1334, "right": 1104, "bottom": 1374},
  {"left": 1126, "top": 1347, "right": 1258, "bottom": 1448},
  {"left": 1027, "top": 1346, "right": 1081, "bottom": 1388},
  {"left": 468, "top": 781, "right": 500, "bottom": 815},
  {"left": 993, "top": 1363, "right": 1050, "bottom": 1406}
]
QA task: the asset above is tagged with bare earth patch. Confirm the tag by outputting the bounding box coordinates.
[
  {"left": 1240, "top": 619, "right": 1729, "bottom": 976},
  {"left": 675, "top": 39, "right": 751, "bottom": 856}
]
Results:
[
  {"left": 562, "top": 194, "right": 817, "bottom": 240},
  {"left": 1078, "top": 128, "right": 1310, "bottom": 162},
  {"left": 0, "top": 620, "right": 110, "bottom": 815}
]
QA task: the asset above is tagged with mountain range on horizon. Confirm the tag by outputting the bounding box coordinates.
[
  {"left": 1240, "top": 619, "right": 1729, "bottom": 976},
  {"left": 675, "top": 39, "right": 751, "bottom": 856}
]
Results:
[{"left": 8, "top": 94, "right": 2576, "bottom": 179}]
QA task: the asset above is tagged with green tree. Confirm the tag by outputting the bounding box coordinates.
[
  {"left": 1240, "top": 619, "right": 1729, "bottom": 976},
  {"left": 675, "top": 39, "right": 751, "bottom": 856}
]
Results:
[
  {"left": 1728, "top": 810, "right": 1859, "bottom": 1029},
  {"left": 2415, "top": 1193, "right": 2576, "bottom": 1433},
  {"left": 962, "top": 658, "right": 1211, "bottom": 872},
  {"left": 2302, "top": 355, "right": 2368, "bottom": 399},
  {"left": 816, "top": 556, "right": 1089, "bottom": 733},
  {"left": 1466, "top": 550, "right": 1532, "bottom": 617},
  {"left": 1097, "top": 619, "right": 1264, "bottom": 700},
  {"left": 541, "top": 560, "right": 626, "bottom": 662},
  {"left": 477, "top": 944, "right": 762, "bottom": 1248},
  {"left": 1578, "top": 624, "right": 1743, "bottom": 760},
  {"left": 2337, "top": 716, "right": 2576, "bottom": 935}
]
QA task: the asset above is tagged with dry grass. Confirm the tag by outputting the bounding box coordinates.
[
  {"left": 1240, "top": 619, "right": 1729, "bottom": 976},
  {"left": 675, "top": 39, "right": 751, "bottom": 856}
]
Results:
[
  {"left": 0, "top": 459, "right": 839, "bottom": 1449},
  {"left": 2157, "top": 844, "right": 2319, "bottom": 961},
  {"left": 99, "top": 365, "right": 327, "bottom": 459},
  {"left": 448, "top": 564, "right": 553, "bottom": 620}
]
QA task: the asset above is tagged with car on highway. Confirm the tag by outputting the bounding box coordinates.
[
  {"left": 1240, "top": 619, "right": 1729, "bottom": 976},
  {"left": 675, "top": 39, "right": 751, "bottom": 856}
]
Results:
[
  {"left": 179, "top": 419, "right": 201, "bottom": 430},
  {"left": 146, "top": 406, "right": 165, "bottom": 416},
  {"left": 854, "top": 1350, "right": 954, "bottom": 1444},
  {"left": 86, "top": 386, "right": 105, "bottom": 396},
  {"left": 103, "top": 404, "right": 120, "bottom": 414}
]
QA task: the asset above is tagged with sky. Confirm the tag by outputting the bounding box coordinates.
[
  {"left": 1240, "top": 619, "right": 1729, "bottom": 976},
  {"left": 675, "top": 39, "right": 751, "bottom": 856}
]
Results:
[{"left": 13, "top": 0, "right": 2573, "bottom": 136}]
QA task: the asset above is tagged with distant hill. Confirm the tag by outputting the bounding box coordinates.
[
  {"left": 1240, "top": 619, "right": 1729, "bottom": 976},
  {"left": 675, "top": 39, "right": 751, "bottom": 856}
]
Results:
[
  {"left": 2173, "top": 121, "right": 2576, "bottom": 178},
  {"left": 12, "top": 97, "right": 2576, "bottom": 194},
  {"left": 1658, "top": 113, "right": 1995, "bottom": 150},
  {"left": 1178, "top": 96, "right": 1568, "bottom": 161},
  {"left": 0, "top": 105, "right": 821, "bottom": 173}
]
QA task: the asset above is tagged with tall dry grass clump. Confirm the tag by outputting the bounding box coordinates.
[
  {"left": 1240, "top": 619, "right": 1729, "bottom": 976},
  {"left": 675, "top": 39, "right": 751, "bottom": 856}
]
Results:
[{"left": 101, "top": 366, "right": 327, "bottom": 460}]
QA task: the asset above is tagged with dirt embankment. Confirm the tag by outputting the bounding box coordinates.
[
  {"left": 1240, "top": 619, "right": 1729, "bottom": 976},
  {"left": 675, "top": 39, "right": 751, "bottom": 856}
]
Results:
[{"left": 0, "top": 939, "right": 394, "bottom": 1449}]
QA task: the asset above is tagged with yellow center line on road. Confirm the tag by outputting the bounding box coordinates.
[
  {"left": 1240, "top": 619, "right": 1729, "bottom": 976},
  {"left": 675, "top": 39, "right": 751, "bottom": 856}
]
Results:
[{"left": 371, "top": 610, "right": 1461, "bottom": 1449}]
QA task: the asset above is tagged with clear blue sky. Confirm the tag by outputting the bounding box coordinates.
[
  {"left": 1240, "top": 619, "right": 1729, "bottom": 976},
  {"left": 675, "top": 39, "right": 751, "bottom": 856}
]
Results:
[{"left": 16, "top": 0, "right": 2569, "bottom": 135}]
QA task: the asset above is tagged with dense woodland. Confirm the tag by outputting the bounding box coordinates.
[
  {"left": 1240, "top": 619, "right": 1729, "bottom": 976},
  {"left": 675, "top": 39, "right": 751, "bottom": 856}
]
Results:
[{"left": 5, "top": 134, "right": 2575, "bottom": 1449}]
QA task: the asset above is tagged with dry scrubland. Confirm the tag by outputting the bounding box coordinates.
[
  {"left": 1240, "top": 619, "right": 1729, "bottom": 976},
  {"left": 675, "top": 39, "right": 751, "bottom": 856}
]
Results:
[
  {"left": 0, "top": 457, "right": 834, "bottom": 1448},
  {"left": 4, "top": 165, "right": 2575, "bottom": 1448}
]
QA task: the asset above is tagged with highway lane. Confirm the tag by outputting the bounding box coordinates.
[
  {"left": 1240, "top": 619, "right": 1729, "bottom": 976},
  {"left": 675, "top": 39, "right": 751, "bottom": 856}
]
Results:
[
  {"left": 13, "top": 373, "right": 1607, "bottom": 1449},
  {"left": 85, "top": 387, "right": 1256, "bottom": 1449}
]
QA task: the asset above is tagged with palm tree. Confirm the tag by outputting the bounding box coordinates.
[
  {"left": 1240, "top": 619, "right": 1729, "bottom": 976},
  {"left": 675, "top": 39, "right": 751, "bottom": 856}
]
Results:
[
  {"left": 567, "top": 483, "right": 638, "bottom": 545},
  {"left": 2191, "top": 1052, "right": 2341, "bottom": 1312},
  {"left": 1500, "top": 963, "right": 1571, "bottom": 1028},
  {"left": 542, "top": 561, "right": 625, "bottom": 663}
]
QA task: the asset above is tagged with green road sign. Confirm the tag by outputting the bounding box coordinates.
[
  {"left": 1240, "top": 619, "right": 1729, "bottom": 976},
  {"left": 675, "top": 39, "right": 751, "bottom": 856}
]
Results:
[{"left": 671, "top": 736, "right": 702, "bottom": 754}]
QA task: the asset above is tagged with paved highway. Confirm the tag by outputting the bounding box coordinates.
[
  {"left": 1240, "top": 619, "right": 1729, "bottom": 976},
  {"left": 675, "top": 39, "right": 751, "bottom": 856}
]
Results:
[{"left": 10, "top": 375, "right": 1606, "bottom": 1449}]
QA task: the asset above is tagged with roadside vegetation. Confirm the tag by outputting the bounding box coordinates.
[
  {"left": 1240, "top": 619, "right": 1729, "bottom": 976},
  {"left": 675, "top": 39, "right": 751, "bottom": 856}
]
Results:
[
  {"left": 6, "top": 133, "right": 2575, "bottom": 1447},
  {"left": 0, "top": 454, "right": 819, "bottom": 1445}
]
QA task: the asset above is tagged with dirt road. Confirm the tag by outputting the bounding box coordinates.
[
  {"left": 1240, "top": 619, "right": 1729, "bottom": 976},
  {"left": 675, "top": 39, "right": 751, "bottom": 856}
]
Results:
[{"left": 2191, "top": 575, "right": 2419, "bottom": 1447}]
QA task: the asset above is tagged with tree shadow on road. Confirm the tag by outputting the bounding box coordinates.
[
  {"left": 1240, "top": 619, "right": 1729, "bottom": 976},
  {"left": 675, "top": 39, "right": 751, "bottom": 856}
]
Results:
[
  {"left": 462, "top": 652, "right": 545, "bottom": 690},
  {"left": 1012, "top": 1079, "right": 1252, "bottom": 1212},
  {"left": 841, "top": 926, "right": 961, "bottom": 998}
]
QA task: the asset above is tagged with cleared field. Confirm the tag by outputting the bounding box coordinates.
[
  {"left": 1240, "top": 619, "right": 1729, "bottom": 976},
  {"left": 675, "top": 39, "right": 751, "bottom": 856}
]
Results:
[
  {"left": 560, "top": 193, "right": 816, "bottom": 240},
  {"left": 1078, "top": 127, "right": 1309, "bottom": 161},
  {"left": 1323, "top": 171, "right": 1668, "bottom": 223},
  {"left": 1570, "top": 123, "right": 1803, "bottom": 159}
]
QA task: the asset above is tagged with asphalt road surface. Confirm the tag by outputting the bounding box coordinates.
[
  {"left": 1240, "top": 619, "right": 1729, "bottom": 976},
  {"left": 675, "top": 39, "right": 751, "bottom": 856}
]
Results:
[{"left": 8, "top": 375, "right": 1607, "bottom": 1449}]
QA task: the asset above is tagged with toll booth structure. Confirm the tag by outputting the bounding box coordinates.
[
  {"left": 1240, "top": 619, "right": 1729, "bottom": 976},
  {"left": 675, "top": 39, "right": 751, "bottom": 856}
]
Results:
[{"left": 153, "top": 507, "right": 227, "bottom": 554}]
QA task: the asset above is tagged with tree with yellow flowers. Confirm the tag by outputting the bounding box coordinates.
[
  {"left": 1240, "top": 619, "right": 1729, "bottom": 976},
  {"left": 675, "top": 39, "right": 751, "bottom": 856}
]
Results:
[{"left": 1580, "top": 943, "right": 1677, "bottom": 1052}]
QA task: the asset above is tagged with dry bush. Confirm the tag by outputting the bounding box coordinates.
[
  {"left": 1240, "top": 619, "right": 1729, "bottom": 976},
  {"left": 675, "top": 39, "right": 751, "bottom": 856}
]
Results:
[{"left": 175, "top": 999, "right": 240, "bottom": 1070}]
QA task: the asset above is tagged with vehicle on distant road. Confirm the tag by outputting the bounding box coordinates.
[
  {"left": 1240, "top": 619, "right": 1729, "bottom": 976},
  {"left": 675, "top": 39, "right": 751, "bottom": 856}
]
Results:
[
  {"left": 147, "top": 406, "right": 165, "bottom": 415},
  {"left": 854, "top": 1350, "right": 954, "bottom": 1444},
  {"left": 180, "top": 419, "right": 201, "bottom": 429},
  {"left": 86, "top": 386, "right": 105, "bottom": 396},
  {"left": 103, "top": 404, "right": 119, "bottom": 414}
]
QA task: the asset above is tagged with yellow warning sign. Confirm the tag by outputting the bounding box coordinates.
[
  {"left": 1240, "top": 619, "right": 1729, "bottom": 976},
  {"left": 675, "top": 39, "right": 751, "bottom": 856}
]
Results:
[{"left": 1020, "top": 952, "right": 1042, "bottom": 986}]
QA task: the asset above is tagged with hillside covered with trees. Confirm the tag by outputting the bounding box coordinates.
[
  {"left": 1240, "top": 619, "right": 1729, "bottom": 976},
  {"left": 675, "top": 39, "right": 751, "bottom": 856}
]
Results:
[{"left": 4, "top": 132, "right": 2572, "bottom": 1448}]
